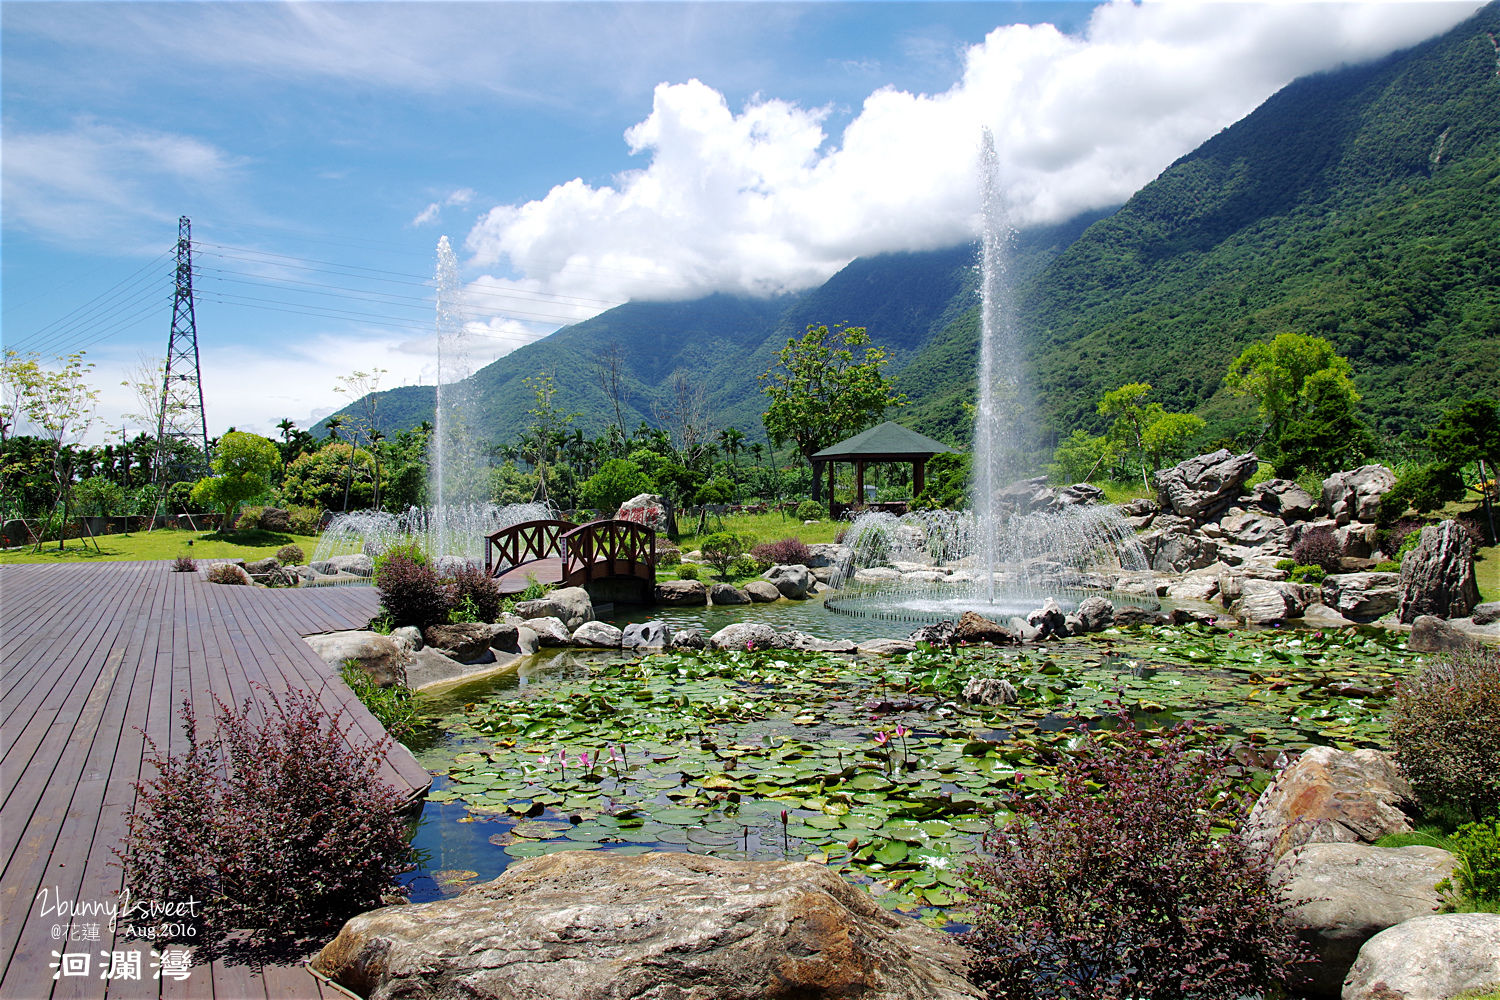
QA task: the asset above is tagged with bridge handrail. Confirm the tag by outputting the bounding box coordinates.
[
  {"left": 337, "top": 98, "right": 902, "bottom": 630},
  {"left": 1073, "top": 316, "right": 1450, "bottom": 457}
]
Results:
[
  {"left": 560, "top": 518, "right": 656, "bottom": 584},
  {"left": 484, "top": 519, "right": 577, "bottom": 577}
]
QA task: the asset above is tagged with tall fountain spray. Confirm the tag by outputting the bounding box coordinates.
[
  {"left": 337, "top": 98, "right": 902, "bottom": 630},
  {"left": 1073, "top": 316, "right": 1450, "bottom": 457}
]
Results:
[
  {"left": 826, "top": 130, "right": 1148, "bottom": 623},
  {"left": 972, "top": 128, "right": 1025, "bottom": 604},
  {"left": 432, "top": 236, "right": 460, "bottom": 553}
]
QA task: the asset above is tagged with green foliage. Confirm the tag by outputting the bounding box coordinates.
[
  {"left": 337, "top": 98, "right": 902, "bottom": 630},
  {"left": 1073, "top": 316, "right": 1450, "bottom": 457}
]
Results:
[
  {"left": 794, "top": 499, "right": 825, "bottom": 521},
  {"left": 1429, "top": 398, "right": 1500, "bottom": 469},
  {"left": 275, "top": 544, "right": 304, "bottom": 566},
  {"left": 675, "top": 563, "right": 700, "bottom": 580},
  {"left": 698, "top": 532, "right": 746, "bottom": 580},
  {"left": 913, "top": 450, "right": 970, "bottom": 509},
  {"left": 1379, "top": 464, "right": 1467, "bottom": 522},
  {"left": 287, "top": 506, "right": 320, "bottom": 535},
  {"left": 372, "top": 540, "right": 428, "bottom": 576},
  {"left": 1391, "top": 646, "right": 1500, "bottom": 824},
  {"left": 72, "top": 475, "right": 126, "bottom": 517},
  {"left": 1048, "top": 430, "right": 1114, "bottom": 485},
  {"left": 281, "top": 443, "right": 375, "bottom": 511},
  {"left": 1438, "top": 819, "right": 1500, "bottom": 909},
  {"left": 1225, "top": 332, "right": 1358, "bottom": 440},
  {"left": 447, "top": 594, "right": 481, "bottom": 624},
  {"left": 580, "top": 458, "right": 652, "bottom": 511},
  {"left": 727, "top": 554, "right": 764, "bottom": 579},
  {"left": 1272, "top": 367, "right": 1374, "bottom": 477},
  {"left": 339, "top": 662, "right": 420, "bottom": 746},
  {"left": 190, "top": 431, "right": 280, "bottom": 526},
  {"left": 1373, "top": 560, "right": 1402, "bottom": 573},
  {"left": 1275, "top": 558, "right": 1297, "bottom": 572},
  {"left": 694, "top": 476, "right": 736, "bottom": 505},
  {"left": 487, "top": 461, "right": 536, "bottom": 506},
  {"left": 1288, "top": 563, "right": 1327, "bottom": 584},
  {"left": 518, "top": 577, "right": 547, "bottom": 602},
  {"left": 760, "top": 323, "right": 905, "bottom": 467}
]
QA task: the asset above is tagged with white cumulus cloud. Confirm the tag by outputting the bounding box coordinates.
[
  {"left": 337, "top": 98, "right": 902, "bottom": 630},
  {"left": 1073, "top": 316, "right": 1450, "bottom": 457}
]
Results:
[{"left": 464, "top": 0, "right": 1481, "bottom": 306}]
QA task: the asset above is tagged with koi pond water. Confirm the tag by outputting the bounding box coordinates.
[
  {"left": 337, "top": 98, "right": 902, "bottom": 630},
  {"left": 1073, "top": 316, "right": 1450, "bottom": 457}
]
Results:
[{"left": 399, "top": 622, "right": 1423, "bottom": 920}]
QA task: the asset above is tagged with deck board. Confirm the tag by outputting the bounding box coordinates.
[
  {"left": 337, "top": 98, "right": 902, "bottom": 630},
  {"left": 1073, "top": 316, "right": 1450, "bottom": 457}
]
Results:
[{"left": 0, "top": 562, "right": 427, "bottom": 1000}]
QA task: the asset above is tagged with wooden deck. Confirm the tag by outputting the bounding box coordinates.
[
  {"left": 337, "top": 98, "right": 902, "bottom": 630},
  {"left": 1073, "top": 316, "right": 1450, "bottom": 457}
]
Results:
[{"left": 0, "top": 561, "right": 431, "bottom": 1000}]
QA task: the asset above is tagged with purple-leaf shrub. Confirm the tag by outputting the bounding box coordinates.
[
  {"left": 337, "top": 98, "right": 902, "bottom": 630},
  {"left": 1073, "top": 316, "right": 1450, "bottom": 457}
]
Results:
[
  {"left": 750, "top": 537, "right": 813, "bottom": 566},
  {"left": 1292, "top": 527, "right": 1341, "bottom": 571},
  {"left": 1391, "top": 645, "right": 1500, "bottom": 823},
  {"left": 376, "top": 553, "right": 451, "bottom": 628},
  {"left": 116, "top": 690, "right": 412, "bottom": 945},
  {"left": 448, "top": 562, "right": 502, "bottom": 623},
  {"left": 960, "top": 716, "right": 1313, "bottom": 999}
]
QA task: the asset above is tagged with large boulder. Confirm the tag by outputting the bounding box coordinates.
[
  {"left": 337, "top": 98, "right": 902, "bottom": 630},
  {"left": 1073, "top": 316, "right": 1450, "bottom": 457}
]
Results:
[
  {"left": 1218, "top": 509, "right": 1294, "bottom": 549},
  {"left": 709, "top": 582, "right": 751, "bottom": 605},
  {"left": 962, "top": 677, "right": 1019, "bottom": 706},
  {"left": 1251, "top": 479, "right": 1320, "bottom": 521},
  {"left": 804, "top": 543, "right": 851, "bottom": 569},
  {"left": 620, "top": 621, "right": 669, "bottom": 652},
  {"left": 306, "top": 630, "right": 408, "bottom": 687},
  {"left": 763, "top": 564, "right": 814, "bottom": 600},
  {"left": 1321, "top": 573, "right": 1401, "bottom": 622},
  {"left": 744, "top": 580, "right": 782, "bottom": 603},
  {"left": 311, "top": 552, "right": 375, "bottom": 578},
  {"left": 1397, "top": 520, "right": 1481, "bottom": 623},
  {"left": 423, "top": 622, "right": 500, "bottom": 662},
  {"left": 1154, "top": 449, "right": 1259, "bottom": 520},
  {"left": 654, "top": 579, "right": 708, "bottom": 606},
  {"left": 1237, "top": 580, "right": 1318, "bottom": 625},
  {"left": 1244, "top": 747, "right": 1414, "bottom": 861},
  {"left": 1282, "top": 844, "right": 1455, "bottom": 999},
  {"left": 1408, "top": 614, "right": 1484, "bottom": 653},
  {"left": 522, "top": 616, "right": 572, "bottom": 647},
  {"left": 856, "top": 638, "right": 918, "bottom": 656},
  {"left": 571, "top": 621, "right": 622, "bottom": 649},
  {"left": 1073, "top": 596, "right": 1116, "bottom": 633},
  {"left": 950, "top": 611, "right": 1019, "bottom": 646},
  {"left": 313, "top": 850, "right": 979, "bottom": 1000},
  {"left": 1321, "top": 465, "right": 1396, "bottom": 526},
  {"left": 515, "top": 586, "right": 594, "bottom": 630},
  {"left": 614, "top": 493, "right": 669, "bottom": 533},
  {"left": 1341, "top": 913, "right": 1500, "bottom": 1000},
  {"left": 1139, "top": 527, "right": 1221, "bottom": 573},
  {"left": 710, "top": 622, "right": 785, "bottom": 651}
]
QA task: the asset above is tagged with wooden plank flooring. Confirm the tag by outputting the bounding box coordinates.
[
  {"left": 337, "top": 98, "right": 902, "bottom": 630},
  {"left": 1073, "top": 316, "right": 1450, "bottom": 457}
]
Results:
[{"left": 0, "top": 562, "right": 429, "bottom": 1000}]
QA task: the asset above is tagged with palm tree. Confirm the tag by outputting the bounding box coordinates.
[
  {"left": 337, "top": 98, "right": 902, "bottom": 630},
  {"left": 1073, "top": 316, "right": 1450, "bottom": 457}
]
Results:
[
  {"left": 718, "top": 427, "right": 745, "bottom": 484},
  {"left": 326, "top": 415, "right": 344, "bottom": 441}
]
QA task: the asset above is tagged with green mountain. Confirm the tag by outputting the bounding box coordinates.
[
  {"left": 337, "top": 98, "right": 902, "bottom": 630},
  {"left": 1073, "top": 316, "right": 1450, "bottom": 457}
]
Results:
[{"left": 327, "top": 1, "right": 1499, "bottom": 451}]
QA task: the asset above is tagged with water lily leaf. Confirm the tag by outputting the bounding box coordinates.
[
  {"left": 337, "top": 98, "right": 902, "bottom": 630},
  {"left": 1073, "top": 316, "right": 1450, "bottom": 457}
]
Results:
[
  {"left": 874, "top": 840, "right": 909, "bottom": 865},
  {"left": 654, "top": 807, "right": 704, "bottom": 825},
  {"left": 511, "top": 819, "right": 571, "bottom": 840}
]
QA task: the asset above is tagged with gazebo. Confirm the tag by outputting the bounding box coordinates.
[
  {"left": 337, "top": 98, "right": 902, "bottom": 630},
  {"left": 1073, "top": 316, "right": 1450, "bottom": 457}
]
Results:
[{"left": 810, "top": 421, "right": 958, "bottom": 518}]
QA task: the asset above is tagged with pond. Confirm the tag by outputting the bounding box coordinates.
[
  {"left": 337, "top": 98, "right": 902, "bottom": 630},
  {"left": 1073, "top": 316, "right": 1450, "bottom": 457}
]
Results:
[{"left": 398, "top": 622, "right": 1424, "bottom": 921}]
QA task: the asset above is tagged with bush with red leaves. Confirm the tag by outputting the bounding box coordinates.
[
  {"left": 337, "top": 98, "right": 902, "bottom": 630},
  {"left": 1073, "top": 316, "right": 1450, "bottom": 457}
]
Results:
[
  {"left": 376, "top": 553, "right": 451, "bottom": 628},
  {"left": 960, "top": 716, "right": 1312, "bottom": 999},
  {"left": 1292, "top": 527, "right": 1341, "bottom": 570},
  {"left": 749, "top": 537, "right": 813, "bottom": 566},
  {"left": 116, "top": 690, "right": 412, "bottom": 945},
  {"left": 449, "top": 561, "right": 502, "bottom": 623}
]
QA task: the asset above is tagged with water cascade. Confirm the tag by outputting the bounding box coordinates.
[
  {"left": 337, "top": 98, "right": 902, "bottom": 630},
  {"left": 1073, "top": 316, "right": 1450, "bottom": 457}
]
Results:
[{"left": 430, "top": 236, "right": 489, "bottom": 558}]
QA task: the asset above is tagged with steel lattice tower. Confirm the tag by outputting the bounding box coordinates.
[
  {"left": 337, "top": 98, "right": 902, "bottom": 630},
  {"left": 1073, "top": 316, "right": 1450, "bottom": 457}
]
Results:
[{"left": 151, "top": 216, "right": 211, "bottom": 497}]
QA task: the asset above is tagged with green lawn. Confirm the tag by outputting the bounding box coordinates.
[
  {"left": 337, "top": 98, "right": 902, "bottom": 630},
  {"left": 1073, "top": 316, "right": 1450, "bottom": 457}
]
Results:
[
  {"left": 0, "top": 528, "right": 320, "bottom": 565},
  {"left": 672, "top": 509, "right": 846, "bottom": 553}
]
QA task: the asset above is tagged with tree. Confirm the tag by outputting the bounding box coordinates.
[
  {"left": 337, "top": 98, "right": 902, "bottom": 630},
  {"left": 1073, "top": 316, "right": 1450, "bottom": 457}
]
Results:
[
  {"left": 1097, "top": 383, "right": 1206, "bottom": 488},
  {"left": 1272, "top": 369, "right": 1374, "bottom": 477},
  {"left": 521, "top": 371, "right": 578, "bottom": 503},
  {"left": 698, "top": 531, "right": 745, "bottom": 581},
  {"left": 595, "top": 342, "right": 629, "bottom": 438},
  {"left": 2, "top": 350, "right": 99, "bottom": 548},
  {"left": 1224, "top": 332, "right": 1358, "bottom": 444},
  {"left": 281, "top": 443, "right": 375, "bottom": 511},
  {"left": 189, "top": 431, "right": 280, "bottom": 529},
  {"left": 760, "top": 324, "right": 905, "bottom": 501},
  {"left": 1425, "top": 397, "right": 1500, "bottom": 542},
  {"left": 579, "top": 458, "right": 653, "bottom": 512}
]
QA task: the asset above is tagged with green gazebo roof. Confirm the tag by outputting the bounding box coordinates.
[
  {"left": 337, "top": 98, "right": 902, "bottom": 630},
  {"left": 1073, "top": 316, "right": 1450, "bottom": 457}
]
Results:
[{"left": 811, "top": 421, "right": 958, "bottom": 461}]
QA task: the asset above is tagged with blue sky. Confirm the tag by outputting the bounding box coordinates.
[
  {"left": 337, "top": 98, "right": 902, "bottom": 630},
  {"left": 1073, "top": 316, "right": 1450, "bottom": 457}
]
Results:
[{"left": 1, "top": 1, "right": 1482, "bottom": 442}]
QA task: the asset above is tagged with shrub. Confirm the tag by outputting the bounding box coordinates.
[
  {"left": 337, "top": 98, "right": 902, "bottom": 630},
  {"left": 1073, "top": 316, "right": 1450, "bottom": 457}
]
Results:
[
  {"left": 728, "top": 554, "right": 764, "bottom": 578},
  {"left": 1289, "top": 563, "right": 1327, "bottom": 584},
  {"left": 751, "top": 537, "right": 813, "bottom": 566},
  {"left": 1275, "top": 558, "right": 1297, "bottom": 572},
  {"left": 518, "top": 577, "right": 548, "bottom": 602},
  {"left": 1373, "top": 560, "right": 1401, "bottom": 573},
  {"left": 1377, "top": 517, "right": 1424, "bottom": 559},
  {"left": 794, "top": 499, "right": 825, "bottom": 521},
  {"left": 1292, "top": 527, "right": 1341, "bottom": 571},
  {"left": 117, "top": 691, "right": 412, "bottom": 944},
  {"left": 677, "top": 563, "right": 701, "bottom": 580},
  {"left": 287, "top": 505, "right": 321, "bottom": 535},
  {"left": 699, "top": 532, "right": 746, "bottom": 580},
  {"left": 1391, "top": 646, "right": 1500, "bottom": 824},
  {"left": 960, "top": 716, "right": 1311, "bottom": 999},
  {"left": 1379, "top": 464, "right": 1466, "bottom": 523},
  {"left": 276, "top": 544, "right": 305, "bottom": 566},
  {"left": 206, "top": 563, "right": 248, "bottom": 585},
  {"left": 339, "top": 662, "right": 419, "bottom": 745},
  {"left": 237, "top": 505, "right": 265, "bottom": 530},
  {"left": 171, "top": 554, "right": 197, "bottom": 573},
  {"left": 373, "top": 539, "right": 429, "bottom": 575},
  {"left": 657, "top": 542, "right": 682, "bottom": 567},
  {"left": 449, "top": 562, "right": 502, "bottom": 623},
  {"left": 1438, "top": 819, "right": 1500, "bottom": 909},
  {"left": 376, "top": 554, "right": 451, "bottom": 628}
]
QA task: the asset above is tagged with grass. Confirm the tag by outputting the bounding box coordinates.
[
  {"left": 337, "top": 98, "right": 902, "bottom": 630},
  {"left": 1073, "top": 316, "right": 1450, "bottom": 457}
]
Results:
[
  {"left": 672, "top": 510, "right": 846, "bottom": 553},
  {"left": 0, "top": 528, "right": 320, "bottom": 565}
]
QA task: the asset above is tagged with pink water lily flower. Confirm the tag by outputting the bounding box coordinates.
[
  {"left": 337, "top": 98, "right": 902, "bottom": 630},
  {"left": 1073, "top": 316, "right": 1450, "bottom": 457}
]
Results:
[
  {"left": 873, "top": 732, "right": 891, "bottom": 746},
  {"left": 579, "top": 752, "right": 591, "bottom": 769},
  {"left": 894, "top": 723, "right": 909, "bottom": 738}
]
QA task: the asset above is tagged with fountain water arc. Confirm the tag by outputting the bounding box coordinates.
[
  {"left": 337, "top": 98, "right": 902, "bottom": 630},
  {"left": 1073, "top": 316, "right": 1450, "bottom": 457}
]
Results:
[{"left": 826, "top": 130, "right": 1148, "bottom": 624}]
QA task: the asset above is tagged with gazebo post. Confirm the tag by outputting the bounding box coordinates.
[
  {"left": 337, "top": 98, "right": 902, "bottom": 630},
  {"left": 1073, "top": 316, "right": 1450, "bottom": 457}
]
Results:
[
  {"left": 914, "top": 459, "right": 926, "bottom": 497},
  {"left": 827, "top": 460, "right": 836, "bottom": 514},
  {"left": 855, "top": 461, "right": 865, "bottom": 508}
]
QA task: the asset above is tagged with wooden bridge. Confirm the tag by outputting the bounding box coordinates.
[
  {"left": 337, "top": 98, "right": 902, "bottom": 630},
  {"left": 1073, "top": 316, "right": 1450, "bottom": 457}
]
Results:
[{"left": 483, "top": 518, "right": 656, "bottom": 602}]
